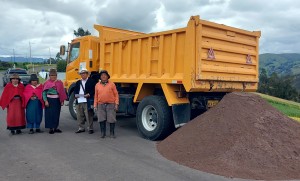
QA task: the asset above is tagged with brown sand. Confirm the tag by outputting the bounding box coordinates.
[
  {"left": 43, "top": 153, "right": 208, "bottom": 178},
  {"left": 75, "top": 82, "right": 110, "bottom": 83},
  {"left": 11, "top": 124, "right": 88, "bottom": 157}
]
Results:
[{"left": 157, "top": 92, "right": 300, "bottom": 180}]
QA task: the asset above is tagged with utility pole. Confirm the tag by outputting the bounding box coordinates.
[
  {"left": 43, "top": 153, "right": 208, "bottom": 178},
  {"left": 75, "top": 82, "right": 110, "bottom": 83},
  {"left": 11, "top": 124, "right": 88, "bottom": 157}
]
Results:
[
  {"left": 29, "top": 41, "right": 34, "bottom": 72},
  {"left": 13, "top": 48, "right": 15, "bottom": 64},
  {"left": 49, "top": 47, "right": 52, "bottom": 65}
]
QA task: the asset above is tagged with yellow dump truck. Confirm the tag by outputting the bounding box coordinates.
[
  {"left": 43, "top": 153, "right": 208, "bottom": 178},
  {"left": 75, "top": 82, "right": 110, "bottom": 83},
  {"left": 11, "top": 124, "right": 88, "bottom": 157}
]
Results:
[{"left": 60, "top": 15, "right": 261, "bottom": 140}]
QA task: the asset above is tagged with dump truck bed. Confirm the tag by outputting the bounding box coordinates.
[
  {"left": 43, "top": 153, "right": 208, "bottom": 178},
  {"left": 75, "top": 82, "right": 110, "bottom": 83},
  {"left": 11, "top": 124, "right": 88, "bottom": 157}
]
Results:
[{"left": 95, "top": 15, "right": 261, "bottom": 92}]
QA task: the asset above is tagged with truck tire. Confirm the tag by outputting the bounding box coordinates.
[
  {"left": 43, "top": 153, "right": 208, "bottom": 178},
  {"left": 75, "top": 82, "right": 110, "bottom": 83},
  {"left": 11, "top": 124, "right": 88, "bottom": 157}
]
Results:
[
  {"left": 69, "top": 92, "right": 77, "bottom": 120},
  {"left": 136, "top": 96, "right": 173, "bottom": 141}
]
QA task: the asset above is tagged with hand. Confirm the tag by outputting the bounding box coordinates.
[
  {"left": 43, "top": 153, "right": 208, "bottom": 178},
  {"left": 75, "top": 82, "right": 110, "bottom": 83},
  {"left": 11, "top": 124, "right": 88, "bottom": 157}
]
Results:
[
  {"left": 84, "top": 93, "right": 90, "bottom": 98},
  {"left": 45, "top": 101, "right": 49, "bottom": 107},
  {"left": 115, "top": 104, "right": 119, "bottom": 111},
  {"left": 61, "top": 101, "right": 64, "bottom": 106},
  {"left": 94, "top": 107, "right": 97, "bottom": 112},
  {"left": 30, "top": 97, "right": 35, "bottom": 100}
]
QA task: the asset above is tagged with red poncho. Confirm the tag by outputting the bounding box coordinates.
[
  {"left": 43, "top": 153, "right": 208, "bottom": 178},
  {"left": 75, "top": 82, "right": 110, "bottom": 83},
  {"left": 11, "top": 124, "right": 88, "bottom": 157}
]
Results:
[
  {"left": 23, "top": 84, "right": 45, "bottom": 108},
  {"left": 0, "top": 83, "right": 25, "bottom": 109}
]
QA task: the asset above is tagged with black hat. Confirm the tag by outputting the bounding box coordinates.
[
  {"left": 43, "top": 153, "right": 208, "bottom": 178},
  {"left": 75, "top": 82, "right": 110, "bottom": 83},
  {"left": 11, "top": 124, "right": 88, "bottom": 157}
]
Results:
[
  {"left": 29, "top": 74, "right": 39, "bottom": 82},
  {"left": 99, "top": 70, "right": 110, "bottom": 79}
]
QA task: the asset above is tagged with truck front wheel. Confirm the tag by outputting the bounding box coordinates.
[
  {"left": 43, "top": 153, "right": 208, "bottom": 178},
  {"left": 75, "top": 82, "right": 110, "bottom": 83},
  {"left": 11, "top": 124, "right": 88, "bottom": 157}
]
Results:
[
  {"left": 136, "top": 96, "right": 173, "bottom": 141},
  {"left": 69, "top": 92, "right": 77, "bottom": 120}
]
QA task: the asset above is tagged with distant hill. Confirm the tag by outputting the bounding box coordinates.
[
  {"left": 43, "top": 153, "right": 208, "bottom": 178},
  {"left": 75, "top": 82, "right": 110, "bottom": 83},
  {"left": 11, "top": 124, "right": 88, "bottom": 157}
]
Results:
[
  {"left": 259, "top": 53, "right": 300, "bottom": 91},
  {"left": 0, "top": 56, "right": 47, "bottom": 63},
  {"left": 259, "top": 53, "right": 300, "bottom": 75}
]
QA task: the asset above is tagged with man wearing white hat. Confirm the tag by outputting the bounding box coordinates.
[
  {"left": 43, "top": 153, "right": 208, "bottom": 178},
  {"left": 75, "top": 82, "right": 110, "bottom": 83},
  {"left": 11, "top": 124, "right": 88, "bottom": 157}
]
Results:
[{"left": 74, "top": 68, "right": 96, "bottom": 134}]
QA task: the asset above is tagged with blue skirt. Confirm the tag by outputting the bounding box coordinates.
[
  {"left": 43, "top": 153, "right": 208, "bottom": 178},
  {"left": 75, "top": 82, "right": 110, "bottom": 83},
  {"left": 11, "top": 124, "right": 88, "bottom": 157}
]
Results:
[{"left": 26, "top": 99, "right": 43, "bottom": 128}]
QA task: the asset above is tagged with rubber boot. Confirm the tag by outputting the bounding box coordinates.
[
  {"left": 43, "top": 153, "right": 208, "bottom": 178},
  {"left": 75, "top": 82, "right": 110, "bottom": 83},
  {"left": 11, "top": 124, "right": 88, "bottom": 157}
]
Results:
[
  {"left": 100, "top": 121, "right": 106, "bottom": 138},
  {"left": 110, "top": 123, "right": 116, "bottom": 138}
]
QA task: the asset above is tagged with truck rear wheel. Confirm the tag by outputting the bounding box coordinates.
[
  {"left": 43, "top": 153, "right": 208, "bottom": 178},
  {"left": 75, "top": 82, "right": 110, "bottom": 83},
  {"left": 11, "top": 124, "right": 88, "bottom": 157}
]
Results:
[
  {"left": 136, "top": 96, "right": 173, "bottom": 141},
  {"left": 69, "top": 92, "right": 77, "bottom": 120}
]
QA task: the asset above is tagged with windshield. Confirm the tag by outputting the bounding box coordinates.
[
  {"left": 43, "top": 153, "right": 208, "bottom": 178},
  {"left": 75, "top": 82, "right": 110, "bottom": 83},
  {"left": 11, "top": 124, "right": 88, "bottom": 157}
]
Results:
[
  {"left": 69, "top": 42, "right": 80, "bottom": 62},
  {"left": 9, "top": 70, "right": 27, "bottom": 74}
]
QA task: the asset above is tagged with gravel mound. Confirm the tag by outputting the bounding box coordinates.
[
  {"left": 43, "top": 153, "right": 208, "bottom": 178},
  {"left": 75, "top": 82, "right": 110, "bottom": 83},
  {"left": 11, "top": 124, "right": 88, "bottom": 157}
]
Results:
[{"left": 157, "top": 92, "right": 300, "bottom": 180}]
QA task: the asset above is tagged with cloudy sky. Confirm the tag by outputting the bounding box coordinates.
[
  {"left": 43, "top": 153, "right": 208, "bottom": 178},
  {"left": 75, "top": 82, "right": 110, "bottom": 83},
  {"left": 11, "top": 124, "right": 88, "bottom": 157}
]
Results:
[{"left": 0, "top": 0, "right": 300, "bottom": 59}]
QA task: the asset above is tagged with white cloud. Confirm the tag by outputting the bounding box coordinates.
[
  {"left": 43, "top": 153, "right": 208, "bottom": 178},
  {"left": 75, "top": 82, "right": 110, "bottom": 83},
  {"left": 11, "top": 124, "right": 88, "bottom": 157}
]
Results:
[
  {"left": 0, "top": 0, "right": 300, "bottom": 58},
  {"left": 95, "top": 0, "right": 161, "bottom": 32}
]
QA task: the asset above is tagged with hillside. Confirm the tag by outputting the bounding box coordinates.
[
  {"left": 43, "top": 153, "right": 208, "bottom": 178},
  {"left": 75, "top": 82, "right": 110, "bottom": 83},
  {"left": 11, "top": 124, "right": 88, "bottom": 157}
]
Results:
[
  {"left": 259, "top": 53, "right": 300, "bottom": 75},
  {"left": 259, "top": 53, "right": 300, "bottom": 90},
  {"left": 0, "top": 56, "right": 47, "bottom": 63}
]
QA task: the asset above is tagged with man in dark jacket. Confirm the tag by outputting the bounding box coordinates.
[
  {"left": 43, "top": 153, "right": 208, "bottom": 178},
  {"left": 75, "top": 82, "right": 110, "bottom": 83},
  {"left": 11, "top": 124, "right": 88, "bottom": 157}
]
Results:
[{"left": 74, "top": 68, "right": 96, "bottom": 134}]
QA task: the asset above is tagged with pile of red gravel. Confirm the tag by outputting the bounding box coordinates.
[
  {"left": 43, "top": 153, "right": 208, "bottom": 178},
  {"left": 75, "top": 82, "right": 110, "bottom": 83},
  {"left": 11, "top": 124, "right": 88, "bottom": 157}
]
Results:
[{"left": 157, "top": 92, "right": 300, "bottom": 180}]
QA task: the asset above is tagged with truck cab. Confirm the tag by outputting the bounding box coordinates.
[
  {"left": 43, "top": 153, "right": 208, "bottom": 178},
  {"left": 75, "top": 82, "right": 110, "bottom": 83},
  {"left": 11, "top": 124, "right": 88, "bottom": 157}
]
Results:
[
  {"left": 64, "top": 36, "right": 100, "bottom": 89},
  {"left": 60, "top": 36, "right": 100, "bottom": 119}
]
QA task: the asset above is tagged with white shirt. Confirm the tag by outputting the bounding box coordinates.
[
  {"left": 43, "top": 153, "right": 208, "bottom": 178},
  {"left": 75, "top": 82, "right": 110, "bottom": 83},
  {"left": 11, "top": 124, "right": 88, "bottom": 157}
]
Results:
[{"left": 77, "top": 78, "right": 88, "bottom": 103}]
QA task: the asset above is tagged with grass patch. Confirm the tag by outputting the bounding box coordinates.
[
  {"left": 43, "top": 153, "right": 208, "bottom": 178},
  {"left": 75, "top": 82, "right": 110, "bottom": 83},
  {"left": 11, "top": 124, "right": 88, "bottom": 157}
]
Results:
[
  {"left": 290, "top": 117, "right": 300, "bottom": 123},
  {"left": 38, "top": 76, "right": 46, "bottom": 83},
  {"left": 254, "top": 93, "right": 300, "bottom": 123},
  {"left": 267, "top": 101, "right": 300, "bottom": 117}
]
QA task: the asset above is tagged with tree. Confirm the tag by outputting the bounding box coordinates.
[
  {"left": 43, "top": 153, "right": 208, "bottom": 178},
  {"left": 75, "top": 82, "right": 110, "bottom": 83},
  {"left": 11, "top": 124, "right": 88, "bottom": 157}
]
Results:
[
  {"left": 74, "top": 27, "right": 91, "bottom": 37},
  {"left": 268, "top": 72, "right": 280, "bottom": 95},
  {"left": 258, "top": 68, "right": 268, "bottom": 93},
  {"left": 56, "top": 60, "right": 67, "bottom": 72},
  {"left": 257, "top": 69, "right": 299, "bottom": 102},
  {"left": 47, "top": 58, "right": 56, "bottom": 64},
  {"left": 56, "top": 52, "right": 64, "bottom": 61},
  {"left": 0, "top": 60, "right": 13, "bottom": 70}
]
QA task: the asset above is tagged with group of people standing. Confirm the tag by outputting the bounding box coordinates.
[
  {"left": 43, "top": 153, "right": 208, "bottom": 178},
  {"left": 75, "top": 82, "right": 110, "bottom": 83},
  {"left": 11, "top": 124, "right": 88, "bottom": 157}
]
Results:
[
  {"left": 0, "top": 68, "right": 119, "bottom": 139},
  {"left": 0, "top": 68, "right": 67, "bottom": 135}
]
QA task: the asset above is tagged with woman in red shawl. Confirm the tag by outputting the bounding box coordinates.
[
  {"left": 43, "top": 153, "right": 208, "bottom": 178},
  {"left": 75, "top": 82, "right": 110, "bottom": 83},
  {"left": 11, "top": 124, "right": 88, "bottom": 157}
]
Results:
[
  {"left": 42, "top": 69, "right": 67, "bottom": 134},
  {"left": 0, "top": 73, "right": 26, "bottom": 135},
  {"left": 23, "top": 74, "right": 44, "bottom": 134}
]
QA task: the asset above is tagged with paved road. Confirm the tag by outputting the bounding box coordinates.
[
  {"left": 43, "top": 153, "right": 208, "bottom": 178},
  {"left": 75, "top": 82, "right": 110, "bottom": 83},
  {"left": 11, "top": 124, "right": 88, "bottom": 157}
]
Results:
[{"left": 0, "top": 75, "right": 240, "bottom": 181}]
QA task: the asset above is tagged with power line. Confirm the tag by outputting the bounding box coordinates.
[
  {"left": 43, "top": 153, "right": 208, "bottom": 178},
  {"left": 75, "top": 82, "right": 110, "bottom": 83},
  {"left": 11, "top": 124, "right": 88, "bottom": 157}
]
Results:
[
  {"left": 0, "top": 47, "right": 12, "bottom": 54},
  {"left": 0, "top": 45, "right": 59, "bottom": 58}
]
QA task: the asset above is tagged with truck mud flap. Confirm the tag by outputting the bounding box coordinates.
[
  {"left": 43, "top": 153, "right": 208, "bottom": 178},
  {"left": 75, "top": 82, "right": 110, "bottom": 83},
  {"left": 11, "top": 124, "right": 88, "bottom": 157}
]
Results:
[{"left": 172, "top": 103, "right": 191, "bottom": 128}]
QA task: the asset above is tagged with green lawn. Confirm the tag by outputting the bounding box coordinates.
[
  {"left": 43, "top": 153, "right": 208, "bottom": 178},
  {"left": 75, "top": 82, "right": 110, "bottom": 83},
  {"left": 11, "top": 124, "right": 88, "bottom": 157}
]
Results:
[
  {"left": 254, "top": 93, "right": 300, "bottom": 123},
  {"left": 27, "top": 64, "right": 56, "bottom": 74},
  {"left": 38, "top": 76, "right": 46, "bottom": 83}
]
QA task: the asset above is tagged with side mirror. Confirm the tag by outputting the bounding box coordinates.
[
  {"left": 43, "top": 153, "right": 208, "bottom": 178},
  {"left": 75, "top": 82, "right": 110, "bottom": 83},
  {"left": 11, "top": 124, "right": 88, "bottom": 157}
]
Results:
[{"left": 60, "top": 45, "right": 66, "bottom": 56}]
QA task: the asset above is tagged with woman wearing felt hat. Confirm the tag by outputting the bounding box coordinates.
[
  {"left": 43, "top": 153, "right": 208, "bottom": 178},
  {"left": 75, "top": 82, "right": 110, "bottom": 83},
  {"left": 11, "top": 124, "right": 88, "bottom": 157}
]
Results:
[
  {"left": 0, "top": 73, "right": 26, "bottom": 135},
  {"left": 23, "top": 74, "right": 44, "bottom": 134}
]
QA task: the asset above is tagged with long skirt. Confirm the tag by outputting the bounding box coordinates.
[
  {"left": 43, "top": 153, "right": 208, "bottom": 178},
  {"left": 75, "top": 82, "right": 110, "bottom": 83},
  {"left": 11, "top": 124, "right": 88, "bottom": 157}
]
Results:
[
  {"left": 26, "top": 99, "right": 43, "bottom": 129},
  {"left": 7, "top": 98, "right": 26, "bottom": 130},
  {"left": 45, "top": 98, "right": 61, "bottom": 129}
]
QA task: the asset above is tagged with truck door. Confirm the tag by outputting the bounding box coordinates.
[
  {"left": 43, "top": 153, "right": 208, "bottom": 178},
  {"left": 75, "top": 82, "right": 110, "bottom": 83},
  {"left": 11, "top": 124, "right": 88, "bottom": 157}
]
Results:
[{"left": 66, "top": 42, "right": 81, "bottom": 85}]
